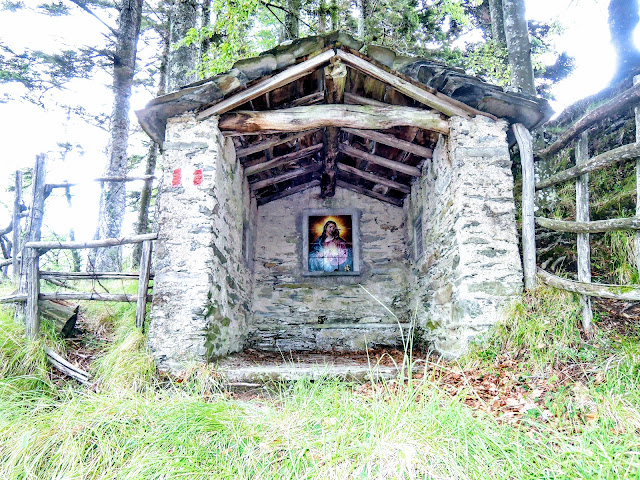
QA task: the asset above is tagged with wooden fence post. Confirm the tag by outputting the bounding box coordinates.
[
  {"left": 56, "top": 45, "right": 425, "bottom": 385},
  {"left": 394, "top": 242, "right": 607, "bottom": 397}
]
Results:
[
  {"left": 20, "top": 155, "right": 46, "bottom": 339},
  {"left": 576, "top": 132, "right": 593, "bottom": 336},
  {"left": 513, "top": 123, "right": 537, "bottom": 289},
  {"left": 634, "top": 75, "right": 640, "bottom": 277},
  {"left": 12, "top": 170, "right": 23, "bottom": 279},
  {"left": 135, "top": 239, "right": 153, "bottom": 330}
]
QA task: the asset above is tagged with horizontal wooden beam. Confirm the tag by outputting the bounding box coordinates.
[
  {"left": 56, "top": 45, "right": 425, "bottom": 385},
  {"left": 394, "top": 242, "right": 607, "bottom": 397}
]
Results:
[
  {"left": 337, "top": 163, "right": 411, "bottom": 193},
  {"left": 257, "top": 180, "right": 321, "bottom": 205},
  {"left": 539, "top": 83, "right": 640, "bottom": 158},
  {"left": 536, "top": 216, "right": 640, "bottom": 233},
  {"left": 0, "top": 293, "right": 152, "bottom": 303},
  {"left": 40, "top": 271, "right": 153, "bottom": 281},
  {"left": 339, "top": 143, "right": 421, "bottom": 177},
  {"left": 283, "top": 91, "right": 325, "bottom": 108},
  {"left": 46, "top": 175, "right": 155, "bottom": 190},
  {"left": 336, "top": 180, "right": 403, "bottom": 207},
  {"left": 250, "top": 163, "right": 322, "bottom": 190},
  {"left": 537, "top": 267, "right": 640, "bottom": 301},
  {"left": 219, "top": 105, "right": 450, "bottom": 135},
  {"left": 244, "top": 144, "right": 323, "bottom": 177},
  {"left": 536, "top": 142, "right": 640, "bottom": 190},
  {"left": 198, "top": 49, "right": 336, "bottom": 120},
  {"left": 342, "top": 127, "right": 432, "bottom": 158},
  {"left": 236, "top": 129, "right": 321, "bottom": 157},
  {"left": 25, "top": 233, "right": 158, "bottom": 252},
  {"left": 344, "top": 92, "right": 388, "bottom": 107},
  {"left": 337, "top": 49, "right": 472, "bottom": 118}
]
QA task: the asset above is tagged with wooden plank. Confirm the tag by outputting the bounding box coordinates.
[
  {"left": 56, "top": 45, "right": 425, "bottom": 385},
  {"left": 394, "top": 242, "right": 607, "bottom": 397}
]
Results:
[
  {"left": 0, "top": 293, "right": 27, "bottom": 303},
  {"left": 575, "top": 132, "right": 593, "bottom": 335},
  {"left": 45, "top": 348, "right": 91, "bottom": 385},
  {"left": 40, "top": 271, "right": 153, "bottom": 280},
  {"left": 244, "top": 144, "right": 323, "bottom": 176},
  {"left": 539, "top": 82, "right": 640, "bottom": 158},
  {"left": 197, "top": 49, "right": 336, "bottom": 120},
  {"left": 536, "top": 142, "right": 640, "bottom": 190},
  {"left": 513, "top": 124, "right": 536, "bottom": 290},
  {"left": 219, "top": 105, "right": 450, "bottom": 135},
  {"left": 336, "top": 49, "right": 472, "bottom": 118},
  {"left": 342, "top": 127, "right": 432, "bottom": 158},
  {"left": 250, "top": 163, "right": 322, "bottom": 190},
  {"left": 282, "top": 91, "right": 325, "bottom": 108},
  {"left": 136, "top": 240, "right": 153, "bottom": 330},
  {"left": 337, "top": 163, "right": 411, "bottom": 193},
  {"left": 535, "top": 216, "right": 640, "bottom": 233},
  {"left": 236, "top": 129, "right": 321, "bottom": 157},
  {"left": 39, "top": 292, "right": 152, "bottom": 302},
  {"left": 322, "top": 59, "right": 347, "bottom": 198},
  {"left": 25, "top": 233, "right": 158, "bottom": 251},
  {"left": 12, "top": 170, "right": 22, "bottom": 279},
  {"left": 257, "top": 180, "right": 321, "bottom": 205},
  {"left": 339, "top": 143, "right": 421, "bottom": 177},
  {"left": 46, "top": 175, "right": 155, "bottom": 189},
  {"left": 336, "top": 180, "right": 403, "bottom": 207},
  {"left": 344, "top": 92, "right": 389, "bottom": 107},
  {"left": 537, "top": 267, "right": 640, "bottom": 301}
]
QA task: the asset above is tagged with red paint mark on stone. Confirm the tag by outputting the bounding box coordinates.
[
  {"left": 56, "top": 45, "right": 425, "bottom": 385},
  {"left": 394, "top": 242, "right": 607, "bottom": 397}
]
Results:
[
  {"left": 172, "top": 168, "right": 182, "bottom": 187},
  {"left": 193, "top": 169, "right": 203, "bottom": 185}
]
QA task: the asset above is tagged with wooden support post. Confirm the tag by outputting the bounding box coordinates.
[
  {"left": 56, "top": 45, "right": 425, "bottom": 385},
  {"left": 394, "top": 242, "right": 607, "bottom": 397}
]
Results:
[
  {"left": 513, "top": 123, "right": 537, "bottom": 290},
  {"left": 322, "top": 59, "right": 346, "bottom": 197},
  {"left": 576, "top": 132, "right": 593, "bottom": 336},
  {"left": 634, "top": 75, "right": 640, "bottom": 280},
  {"left": 135, "top": 240, "right": 153, "bottom": 330},
  {"left": 20, "top": 155, "right": 46, "bottom": 339},
  {"left": 12, "top": 170, "right": 23, "bottom": 279}
]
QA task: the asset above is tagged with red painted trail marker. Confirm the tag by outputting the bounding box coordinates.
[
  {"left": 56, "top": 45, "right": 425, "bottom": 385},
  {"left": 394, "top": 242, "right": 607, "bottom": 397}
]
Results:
[
  {"left": 193, "top": 169, "right": 203, "bottom": 185},
  {"left": 172, "top": 168, "right": 182, "bottom": 187}
]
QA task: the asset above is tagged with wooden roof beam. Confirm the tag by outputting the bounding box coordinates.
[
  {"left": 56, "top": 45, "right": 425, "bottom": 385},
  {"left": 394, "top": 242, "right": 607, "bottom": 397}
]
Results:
[
  {"left": 344, "top": 92, "right": 388, "bottom": 107},
  {"left": 336, "top": 180, "right": 403, "bottom": 207},
  {"left": 218, "top": 104, "right": 450, "bottom": 135},
  {"left": 198, "top": 49, "right": 336, "bottom": 120},
  {"left": 321, "top": 58, "right": 347, "bottom": 198},
  {"left": 250, "top": 162, "right": 322, "bottom": 190},
  {"left": 236, "top": 129, "right": 321, "bottom": 158},
  {"left": 337, "top": 163, "right": 410, "bottom": 194},
  {"left": 257, "top": 179, "right": 320, "bottom": 205},
  {"left": 342, "top": 127, "right": 433, "bottom": 158},
  {"left": 244, "top": 143, "right": 323, "bottom": 177},
  {"left": 339, "top": 143, "right": 421, "bottom": 177}
]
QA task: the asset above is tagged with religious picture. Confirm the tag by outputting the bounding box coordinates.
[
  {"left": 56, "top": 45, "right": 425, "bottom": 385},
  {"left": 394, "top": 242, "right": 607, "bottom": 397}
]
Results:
[{"left": 303, "top": 210, "right": 359, "bottom": 275}]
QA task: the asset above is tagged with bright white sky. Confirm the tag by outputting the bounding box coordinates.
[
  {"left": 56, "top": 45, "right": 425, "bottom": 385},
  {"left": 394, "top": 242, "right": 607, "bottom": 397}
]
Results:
[{"left": 0, "top": 0, "right": 637, "bottom": 241}]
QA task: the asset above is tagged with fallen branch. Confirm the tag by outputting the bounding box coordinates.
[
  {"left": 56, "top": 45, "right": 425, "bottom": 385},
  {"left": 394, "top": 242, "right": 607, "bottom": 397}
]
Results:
[{"left": 45, "top": 347, "right": 91, "bottom": 385}]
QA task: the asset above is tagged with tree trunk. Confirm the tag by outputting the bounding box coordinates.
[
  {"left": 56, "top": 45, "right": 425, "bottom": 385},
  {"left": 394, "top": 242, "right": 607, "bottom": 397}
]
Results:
[
  {"left": 357, "top": 0, "right": 368, "bottom": 40},
  {"left": 609, "top": 0, "right": 640, "bottom": 82},
  {"left": 285, "top": 0, "right": 301, "bottom": 39},
  {"left": 93, "top": 0, "right": 144, "bottom": 272},
  {"left": 502, "top": 0, "right": 535, "bottom": 95},
  {"left": 132, "top": 30, "right": 170, "bottom": 267},
  {"left": 168, "top": 0, "right": 199, "bottom": 92},
  {"left": 488, "top": 0, "right": 506, "bottom": 44}
]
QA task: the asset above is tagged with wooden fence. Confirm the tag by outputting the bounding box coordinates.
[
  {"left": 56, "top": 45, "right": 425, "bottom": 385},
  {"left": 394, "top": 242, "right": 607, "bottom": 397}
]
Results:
[
  {"left": 515, "top": 76, "right": 640, "bottom": 336},
  {"left": 0, "top": 154, "right": 156, "bottom": 340}
]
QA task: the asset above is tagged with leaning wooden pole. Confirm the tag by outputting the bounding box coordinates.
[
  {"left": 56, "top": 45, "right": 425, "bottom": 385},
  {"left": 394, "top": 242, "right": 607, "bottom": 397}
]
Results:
[
  {"left": 135, "top": 240, "right": 153, "bottom": 330},
  {"left": 21, "top": 155, "right": 46, "bottom": 339},
  {"left": 12, "top": 170, "right": 23, "bottom": 279},
  {"left": 576, "top": 132, "right": 593, "bottom": 336},
  {"left": 634, "top": 75, "right": 640, "bottom": 278},
  {"left": 513, "top": 123, "right": 537, "bottom": 289}
]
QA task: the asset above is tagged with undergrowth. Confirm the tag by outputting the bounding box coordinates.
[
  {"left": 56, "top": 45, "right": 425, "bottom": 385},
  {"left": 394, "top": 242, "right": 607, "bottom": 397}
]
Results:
[{"left": 0, "top": 286, "right": 639, "bottom": 479}]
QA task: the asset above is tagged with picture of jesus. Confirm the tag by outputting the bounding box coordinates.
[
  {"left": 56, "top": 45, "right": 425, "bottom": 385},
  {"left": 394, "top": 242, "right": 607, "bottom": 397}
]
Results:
[{"left": 308, "top": 219, "right": 353, "bottom": 272}]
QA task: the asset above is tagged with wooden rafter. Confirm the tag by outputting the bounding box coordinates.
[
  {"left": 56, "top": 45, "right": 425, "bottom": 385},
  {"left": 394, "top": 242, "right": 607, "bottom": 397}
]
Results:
[
  {"left": 342, "top": 127, "right": 432, "bottom": 158},
  {"left": 218, "top": 105, "right": 450, "bottom": 134},
  {"left": 283, "top": 91, "right": 325, "bottom": 108},
  {"left": 336, "top": 180, "right": 402, "bottom": 207},
  {"left": 257, "top": 180, "right": 321, "bottom": 205},
  {"left": 250, "top": 163, "right": 322, "bottom": 190},
  {"left": 321, "top": 58, "right": 347, "bottom": 198},
  {"left": 197, "top": 49, "right": 336, "bottom": 120},
  {"left": 244, "top": 144, "right": 323, "bottom": 177},
  {"left": 339, "top": 144, "right": 421, "bottom": 177},
  {"left": 236, "top": 129, "right": 321, "bottom": 158},
  {"left": 336, "top": 49, "right": 477, "bottom": 118},
  {"left": 337, "top": 163, "right": 410, "bottom": 193},
  {"left": 344, "top": 92, "right": 388, "bottom": 107}
]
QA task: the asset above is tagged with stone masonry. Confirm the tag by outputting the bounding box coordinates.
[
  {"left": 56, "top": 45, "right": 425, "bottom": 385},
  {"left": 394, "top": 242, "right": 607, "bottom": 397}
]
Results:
[
  {"left": 249, "top": 187, "right": 411, "bottom": 351},
  {"left": 407, "top": 116, "right": 523, "bottom": 357},
  {"left": 149, "top": 114, "right": 254, "bottom": 374}
]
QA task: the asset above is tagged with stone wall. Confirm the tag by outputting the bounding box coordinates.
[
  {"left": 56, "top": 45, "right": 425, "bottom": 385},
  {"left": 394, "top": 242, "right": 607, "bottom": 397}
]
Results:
[
  {"left": 149, "top": 114, "right": 254, "bottom": 374},
  {"left": 407, "top": 116, "right": 523, "bottom": 357},
  {"left": 249, "top": 187, "right": 411, "bottom": 351}
]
